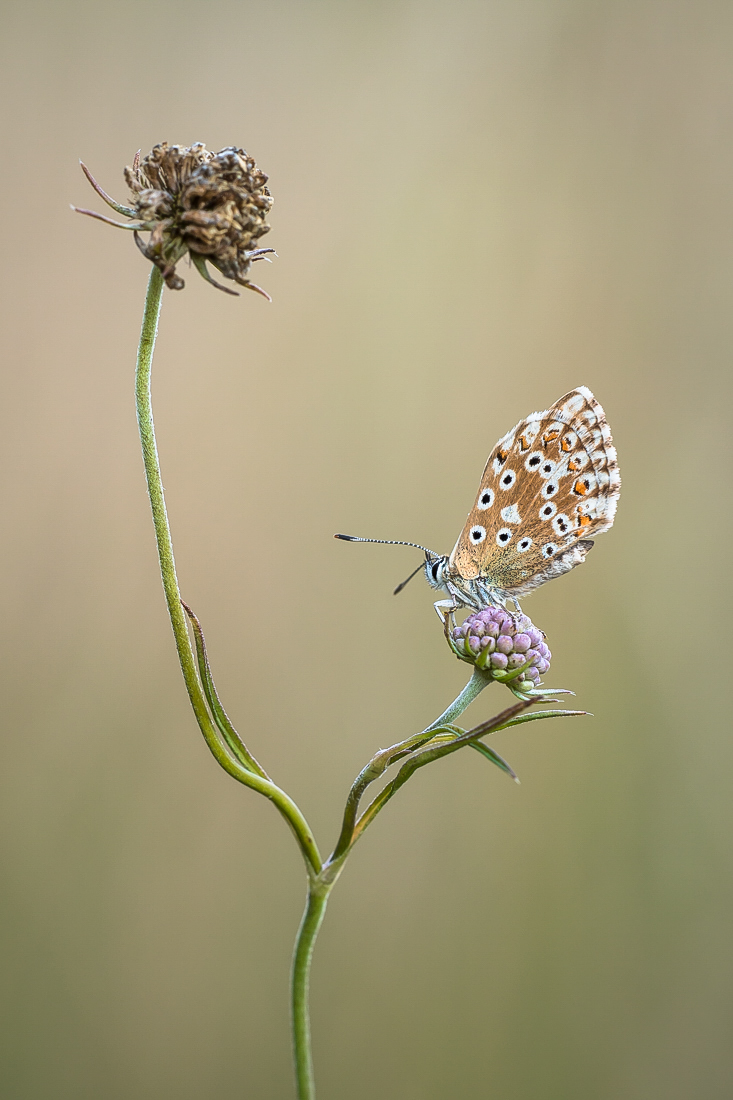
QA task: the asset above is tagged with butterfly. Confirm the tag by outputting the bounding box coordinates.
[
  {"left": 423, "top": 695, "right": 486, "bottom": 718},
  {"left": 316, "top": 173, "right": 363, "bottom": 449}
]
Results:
[{"left": 336, "top": 387, "right": 620, "bottom": 620}]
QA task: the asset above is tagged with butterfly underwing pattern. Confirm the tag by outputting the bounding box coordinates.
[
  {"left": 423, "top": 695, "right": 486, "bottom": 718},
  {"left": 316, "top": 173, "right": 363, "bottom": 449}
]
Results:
[
  {"left": 336, "top": 386, "right": 620, "bottom": 618},
  {"left": 441, "top": 385, "right": 620, "bottom": 608}
]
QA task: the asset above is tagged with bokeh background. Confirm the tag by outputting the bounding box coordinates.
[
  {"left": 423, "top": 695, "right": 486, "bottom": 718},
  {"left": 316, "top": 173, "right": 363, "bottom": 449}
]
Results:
[{"left": 1, "top": 1, "right": 732, "bottom": 1097}]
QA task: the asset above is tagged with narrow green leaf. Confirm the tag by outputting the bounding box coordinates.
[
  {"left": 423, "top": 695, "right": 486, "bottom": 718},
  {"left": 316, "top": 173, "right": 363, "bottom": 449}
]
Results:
[
  {"left": 494, "top": 708, "right": 589, "bottom": 731},
  {"left": 469, "top": 740, "right": 519, "bottom": 782},
  {"left": 182, "top": 601, "right": 270, "bottom": 779}
]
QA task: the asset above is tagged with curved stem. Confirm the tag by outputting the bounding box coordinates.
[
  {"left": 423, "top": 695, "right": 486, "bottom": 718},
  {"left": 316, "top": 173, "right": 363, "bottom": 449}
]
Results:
[
  {"left": 134, "top": 266, "right": 322, "bottom": 876},
  {"left": 350, "top": 699, "right": 530, "bottom": 845},
  {"left": 330, "top": 667, "right": 492, "bottom": 861},
  {"left": 291, "top": 884, "right": 331, "bottom": 1100},
  {"left": 423, "top": 666, "right": 493, "bottom": 730},
  {"left": 136, "top": 269, "right": 213, "bottom": 732}
]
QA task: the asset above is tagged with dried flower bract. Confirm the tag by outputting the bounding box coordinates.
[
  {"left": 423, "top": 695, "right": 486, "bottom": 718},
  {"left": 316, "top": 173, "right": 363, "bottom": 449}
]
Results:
[{"left": 74, "top": 142, "right": 275, "bottom": 297}]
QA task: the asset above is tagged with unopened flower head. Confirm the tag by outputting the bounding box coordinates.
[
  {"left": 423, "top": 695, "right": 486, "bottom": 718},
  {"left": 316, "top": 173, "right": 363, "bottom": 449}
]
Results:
[
  {"left": 450, "top": 607, "right": 551, "bottom": 692},
  {"left": 75, "top": 142, "right": 275, "bottom": 298}
]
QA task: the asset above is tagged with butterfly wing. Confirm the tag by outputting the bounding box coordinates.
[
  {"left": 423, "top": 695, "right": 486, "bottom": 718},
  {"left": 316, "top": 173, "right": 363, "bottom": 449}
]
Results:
[{"left": 448, "top": 387, "right": 620, "bottom": 597}]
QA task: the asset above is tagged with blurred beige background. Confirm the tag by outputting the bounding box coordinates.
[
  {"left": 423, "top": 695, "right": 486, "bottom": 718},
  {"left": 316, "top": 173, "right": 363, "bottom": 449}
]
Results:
[{"left": 1, "top": 1, "right": 732, "bottom": 1097}]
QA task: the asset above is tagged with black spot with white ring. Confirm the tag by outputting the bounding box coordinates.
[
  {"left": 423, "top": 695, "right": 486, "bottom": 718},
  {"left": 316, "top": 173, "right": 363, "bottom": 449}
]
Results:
[
  {"left": 496, "top": 528, "right": 513, "bottom": 545},
  {"left": 470, "top": 526, "right": 487, "bottom": 544},
  {"left": 540, "top": 502, "right": 557, "bottom": 520},
  {"left": 542, "top": 480, "right": 558, "bottom": 498},
  {"left": 552, "top": 513, "right": 571, "bottom": 536},
  {"left": 525, "top": 451, "right": 543, "bottom": 471},
  {"left": 517, "top": 537, "right": 532, "bottom": 553},
  {"left": 500, "top": 469, "right": 516, "bottom": 491},
  {"left": 540, "top": 460, "right": 556, "bottom": 478},
  {"left": 477, "top": 488, "right": 494, "bottom": 510},
  {"left": 542, "top": 542, "right": 558, "bottom": 558}
]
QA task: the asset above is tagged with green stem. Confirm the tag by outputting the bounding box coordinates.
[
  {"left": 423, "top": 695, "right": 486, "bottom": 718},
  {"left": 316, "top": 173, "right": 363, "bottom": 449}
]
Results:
[
  {"left": 134, "top": 266, "right": 322, "bottom": 877},
  {"left": 351, "top": 698, "right": 529, "bottom": 844},
  {"left": 291, "top": 884, "right": 331, "bottom": 1100},
  {"left": 424, "top": 666, "right": 493, "bottom": 731},
  {"left": 136, "top": 269, "right": 212, "bottom": 730},
  {"left": 330, "top": 667, "right": 492, "bottom": 861}
]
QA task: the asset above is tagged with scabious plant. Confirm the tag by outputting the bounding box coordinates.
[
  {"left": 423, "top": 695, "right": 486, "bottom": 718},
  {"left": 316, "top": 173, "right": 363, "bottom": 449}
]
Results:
[
  {"left": 449, "top": 607, "right": 552, "bottom": 697},
  {"left": 75, "top": 144, "right": 585, "bottom": 1100},
  {"left": 75, "top": 142, "right": 275, "bottom": 296}
]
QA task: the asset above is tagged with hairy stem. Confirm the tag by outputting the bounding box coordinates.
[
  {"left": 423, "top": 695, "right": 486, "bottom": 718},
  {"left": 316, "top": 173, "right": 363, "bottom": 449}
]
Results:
[
  {"left": 291, "top": 885, "right": 331, "bottom": 1100},
  {"left": 136, "top": 271, "right": 215, "bottom": 735},
  {"left": 134, "top": 266, "right": 321, "bottom": 876},
  {"left": 424, "top": 666, "right": 493, "bottom": 731}
]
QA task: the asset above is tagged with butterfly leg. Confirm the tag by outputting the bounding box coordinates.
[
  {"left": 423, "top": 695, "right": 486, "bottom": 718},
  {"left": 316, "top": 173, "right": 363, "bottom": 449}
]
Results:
[
  {"left": 433, "top": 598, "right": 457, "bottom": 624},
  {"left": 439, "top": 604, "right": 461, "bottom": 651}
]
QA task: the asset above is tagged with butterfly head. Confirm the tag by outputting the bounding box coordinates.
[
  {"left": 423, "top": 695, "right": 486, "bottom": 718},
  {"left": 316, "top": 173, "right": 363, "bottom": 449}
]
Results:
[{"left": 423, "top": 554, "right": 449, "bottom": 593}]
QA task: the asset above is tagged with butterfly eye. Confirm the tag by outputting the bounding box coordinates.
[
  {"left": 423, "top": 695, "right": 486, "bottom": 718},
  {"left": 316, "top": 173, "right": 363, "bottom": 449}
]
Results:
[
  {"left": 496, "top": 528, "right": 513, "bottom": 545},
  {"left": 542, "top": 542, "right": 558, "bottom": 558},
  {"left": 540, "top": 502, "right": 557, "bottom": 520},
  {"left": 469, "top": 526, "right": 486, "bottom": 544},
  {"left": 431, "top": 561, "right": 440, "bottom": 580},
  {"left": 499, "top": 469, "right": 516, "bottom": 491},
  {"left": 517, "top": 537, "right": 532, "bottom": 553},
  {"left": 477, "top": 488, "right": 494, "bottom": 510}
]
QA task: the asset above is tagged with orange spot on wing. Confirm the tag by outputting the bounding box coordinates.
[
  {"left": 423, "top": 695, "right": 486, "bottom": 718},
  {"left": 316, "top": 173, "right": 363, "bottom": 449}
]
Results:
[
  {"left": 561, "top": 435, "right": 573, "bottom": 452},
  {"left": 496, "top": 448, "right": 509, "bottom": 465},
  {"left": 542, "top": 427, "right": 561, "bottom": 444},
  {"left": 573, "top": 478, "right": 588, "bottom": 496},
  {"left": 568, "top": 456, "right": 582, "bottom": 471},
  {"left": 518, "top": 434, "right": 530, "bottom": 451},
  {"left": 577, "top": 512, "right": 591, "bottom": 527}
]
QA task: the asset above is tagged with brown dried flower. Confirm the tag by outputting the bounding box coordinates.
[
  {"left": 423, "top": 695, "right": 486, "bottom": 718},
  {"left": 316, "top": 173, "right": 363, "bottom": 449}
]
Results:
[{"left": 74, "top": 142, "right": 275, "bottom": 298}]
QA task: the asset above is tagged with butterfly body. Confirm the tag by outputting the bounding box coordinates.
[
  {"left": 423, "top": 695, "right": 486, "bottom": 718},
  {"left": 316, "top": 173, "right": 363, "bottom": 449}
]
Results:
[
  {"left": 336, "top": 386, "right": 620, "bottom": 619},
  {"left": 422, "top": 539, "right": 594, "bottom": 614}
]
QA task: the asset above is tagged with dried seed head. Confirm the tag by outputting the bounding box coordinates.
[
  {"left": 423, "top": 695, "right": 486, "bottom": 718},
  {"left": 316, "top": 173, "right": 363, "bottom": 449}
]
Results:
[{"left": 75, "top": 142, "right": 275, "bottom": 297}]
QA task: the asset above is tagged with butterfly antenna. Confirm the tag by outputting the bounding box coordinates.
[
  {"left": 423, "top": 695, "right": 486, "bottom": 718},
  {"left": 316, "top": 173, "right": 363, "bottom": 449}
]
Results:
[
  {"left": 392, "top": 560, "right": 427, "bottom": 595},
  {"left": 334, "top": 534, "right": 440, "bottom": 597},
  {"left": 334, "top": 533, "right": 438, "bottom": 557}
]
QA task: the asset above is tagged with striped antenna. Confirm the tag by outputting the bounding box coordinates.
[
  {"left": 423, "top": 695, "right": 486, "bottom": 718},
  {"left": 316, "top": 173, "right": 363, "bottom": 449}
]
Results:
[
  {"left": 334, "top": 533, "right": 438, "bottom": 558},
  {"left": 334, "top": 533, "right": 441, "bottom": 597}
]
